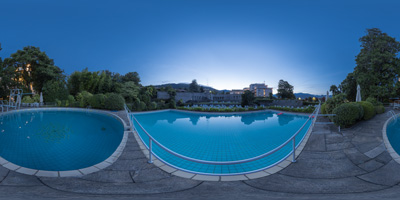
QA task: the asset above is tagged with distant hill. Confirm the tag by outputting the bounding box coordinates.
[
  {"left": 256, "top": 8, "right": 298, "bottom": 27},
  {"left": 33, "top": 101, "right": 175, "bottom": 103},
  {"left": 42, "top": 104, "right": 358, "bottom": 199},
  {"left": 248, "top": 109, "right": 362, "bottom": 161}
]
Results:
[
  {"left": 154, "top": 83, "right": 217, "bottom": 91},
  {"left": 294, "top": 93, "right": 331, "bottom": 99}
]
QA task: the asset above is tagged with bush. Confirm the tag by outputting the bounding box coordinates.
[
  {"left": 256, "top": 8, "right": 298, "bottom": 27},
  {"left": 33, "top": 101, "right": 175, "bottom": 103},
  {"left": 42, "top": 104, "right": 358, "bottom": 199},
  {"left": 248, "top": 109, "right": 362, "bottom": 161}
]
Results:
[
  {"left": 168, "top": 100, "right": 176, "bottom": 109},
  {"left": 321, "top": 103, "right": 327, "bottom": 114},
  {"left": 76, "top": 91, "right": 93, "bottom": 107},
  {"left": 325, "top": 93, "right": 346, "bottom": 114},
  {"left": 375, "top": 105, "right": 385, "bottom": 114},
  {"left": 22, "top": 96, "right": 34, "bottom": 103},
  {"left": 366, "top": 97, "right": 383, "bottom": 106},
  {"left": 333, "top": 103, "right": 363, "bottom": 127},
  {"left": 149, "top": 102, "right": 157, "bottom": 110},
  {"left": 88, "top": 94, "right": 106, "bottom": 109},
  {"left": 104, "top": 93, "right": 125, "bottom": 110},
  {"left": 357, "top": 101, "right": 375, "bottom": 120}
]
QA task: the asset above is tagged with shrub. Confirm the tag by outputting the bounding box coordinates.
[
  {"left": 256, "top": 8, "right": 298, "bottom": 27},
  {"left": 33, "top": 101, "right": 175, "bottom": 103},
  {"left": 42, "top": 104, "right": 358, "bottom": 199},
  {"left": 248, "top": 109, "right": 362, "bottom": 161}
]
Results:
[
  {"left": 325, "top": 93, "right": 346, "bottom": 114},
  {"left": 76, "top": 91, "right": 93, "bottom": 107},
  {"left": 333, "top": 103, "right": 363, "bottom": 127},
  {"left": 366, "top": 97, "right": 383, "bottom": 106},
  {"left": 321, "top": 103, "right": 327, "bottom": 114},
  {"left": 104, "top": 93, "right": 125, "bottom": 110},
  {"left": 88, "top": 94, "right": 106, "bottom": 109},
  {"left": 149, "top": 102, "right": 157, "bottom": 110},
  {"left": 168, "top": 100, "right": 176, "bottom": 109},
  {"left": 22, "top": 96, "right": 34, "bottom": 103},
  {"left": 375, "top": 105, "right": 385, "bottom": 114},
  {"left": 357, "top": 101, "right": 375, "bottom": 120}
]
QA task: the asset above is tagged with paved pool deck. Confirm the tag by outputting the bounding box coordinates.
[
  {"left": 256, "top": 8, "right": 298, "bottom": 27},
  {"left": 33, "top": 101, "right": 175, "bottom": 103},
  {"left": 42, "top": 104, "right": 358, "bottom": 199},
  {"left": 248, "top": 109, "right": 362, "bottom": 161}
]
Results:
[{"left": 1, "top": 109, "right": 400, "bottom": 199}]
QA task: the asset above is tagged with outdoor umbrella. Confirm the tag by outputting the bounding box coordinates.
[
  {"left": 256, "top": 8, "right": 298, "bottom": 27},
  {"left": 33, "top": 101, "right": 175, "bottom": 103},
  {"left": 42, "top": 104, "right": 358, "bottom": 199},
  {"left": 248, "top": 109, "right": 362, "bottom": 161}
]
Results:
[{"left": 356, "top": 85, "right": 361, "bottom": 102}]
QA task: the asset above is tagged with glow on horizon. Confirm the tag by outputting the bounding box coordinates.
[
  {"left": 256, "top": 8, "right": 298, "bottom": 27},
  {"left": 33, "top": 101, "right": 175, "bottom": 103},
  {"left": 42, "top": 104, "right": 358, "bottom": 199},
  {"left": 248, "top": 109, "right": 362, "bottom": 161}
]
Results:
[{"left": 139, "top": 36, "right": 330, "bottom": 95}]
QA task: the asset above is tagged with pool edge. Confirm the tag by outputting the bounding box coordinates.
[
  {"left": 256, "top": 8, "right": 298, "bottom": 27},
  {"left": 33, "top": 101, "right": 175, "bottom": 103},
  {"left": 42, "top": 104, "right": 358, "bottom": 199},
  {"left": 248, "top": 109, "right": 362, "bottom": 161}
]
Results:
[{"left": 382, "top": 114, "right": 400, "bottom": 164}]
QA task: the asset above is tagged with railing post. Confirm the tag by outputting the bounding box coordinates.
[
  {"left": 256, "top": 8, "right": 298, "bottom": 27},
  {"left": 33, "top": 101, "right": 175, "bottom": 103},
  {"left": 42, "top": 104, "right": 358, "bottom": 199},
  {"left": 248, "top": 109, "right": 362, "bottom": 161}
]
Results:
[
  {"left": 292, "top": 137, "right": 296, "bottom": 163},
  {"left": 148, "top": 138, "right": 153, "bottom": 163}
]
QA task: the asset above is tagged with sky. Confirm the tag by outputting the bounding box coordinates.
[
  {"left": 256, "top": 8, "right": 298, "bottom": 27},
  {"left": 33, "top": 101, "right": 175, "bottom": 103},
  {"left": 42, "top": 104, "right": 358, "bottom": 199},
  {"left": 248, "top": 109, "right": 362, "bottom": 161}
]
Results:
[{"left": 1, "top": 0, "right": 400, "bottom": 95}]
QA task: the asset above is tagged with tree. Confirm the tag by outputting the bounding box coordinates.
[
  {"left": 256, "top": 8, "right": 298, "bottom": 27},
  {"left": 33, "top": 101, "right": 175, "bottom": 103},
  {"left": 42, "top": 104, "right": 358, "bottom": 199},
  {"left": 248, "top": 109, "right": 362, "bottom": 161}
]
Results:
[
  {"left": 42, "top": 80, "right": 68, "bottom": 102},
  {"left": 277, "top": 79, "right": 295, "bottom": 99},
  {"left": 330, "top": 85, "right": 340, "bottom": 96},
  {"left": 4, "top": 46, "right": 65, "bottom": 93},
  {"left": 241, "top": 90, "right": 255, "bottom": 106},
  {"left": 122, "top": 72, "right": 140, "bottom": 85},
  {"left": 353, "top": 28, "right": 400, "bottom": 101},
  {"left": 189, "top": 79, "right": 200, "bottom": 92},
  {"left": 339, "top": 73, "right": 357, "bottom": 102}
]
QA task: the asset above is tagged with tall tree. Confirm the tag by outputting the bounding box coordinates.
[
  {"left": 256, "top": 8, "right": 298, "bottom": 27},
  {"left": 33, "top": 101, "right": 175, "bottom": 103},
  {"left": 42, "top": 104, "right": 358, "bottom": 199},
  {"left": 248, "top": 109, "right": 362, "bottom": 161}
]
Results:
[
  {"left": 353, "top": 28, "right": 400, "bottom": 101},
  {"left": 330, "top": 85, "right": 340, "bottom": 96},
  {"left": 339, "top": 73, "right": 357, "bottom": 101},
  {"left": 277, "top": 79, "right": 295, "bottom": 99},
  {"left": 189, "top": 79, "right": 200, "bottom": 92},
  {"left": 122, "top": 72, "right": 140, "bottom": 85},
  {"left": 4, "top": 46, "right": 65, "bottom": 93}
]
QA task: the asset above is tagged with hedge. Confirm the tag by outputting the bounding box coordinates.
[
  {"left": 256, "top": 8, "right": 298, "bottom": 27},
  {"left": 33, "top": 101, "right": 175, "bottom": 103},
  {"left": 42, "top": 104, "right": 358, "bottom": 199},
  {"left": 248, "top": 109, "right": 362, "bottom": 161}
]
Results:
[
  {"left": 104, "top": 93, "right": 125, "bottom": 110},
  {"left": 357, "top": 101, "right": 375, "bottom": 120},
  {"left": 333, "top": 103, "right": 363, "bottom": 127},
  {"left": 88, "top": 94, "right": 106, "bottom": 109}
]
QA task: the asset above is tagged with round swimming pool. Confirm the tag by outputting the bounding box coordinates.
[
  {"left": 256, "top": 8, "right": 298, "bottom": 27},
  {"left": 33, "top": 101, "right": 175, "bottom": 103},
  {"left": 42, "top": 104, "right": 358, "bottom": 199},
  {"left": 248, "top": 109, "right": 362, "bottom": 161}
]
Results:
[
  {"left": 0, "top": 109, "right": 124, "bottom": 172},
  {"left": 132, "top": 110, "right": 312, "bottom": 175}
]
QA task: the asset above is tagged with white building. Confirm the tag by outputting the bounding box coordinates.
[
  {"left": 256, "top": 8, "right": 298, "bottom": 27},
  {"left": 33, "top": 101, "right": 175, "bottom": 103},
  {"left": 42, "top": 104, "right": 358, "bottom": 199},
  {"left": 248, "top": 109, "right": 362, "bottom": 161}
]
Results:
[{"left": 249, "top": 83, "right": 273, "bottom": 97}]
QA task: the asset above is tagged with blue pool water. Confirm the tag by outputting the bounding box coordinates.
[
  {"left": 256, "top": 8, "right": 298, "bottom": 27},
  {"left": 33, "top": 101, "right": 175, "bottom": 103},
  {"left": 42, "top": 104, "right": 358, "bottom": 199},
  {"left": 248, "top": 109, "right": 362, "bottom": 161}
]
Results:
[
  {"left": 132, "top": 110, "right": 312, "bottom": 175},
  {"left": 0, "top": 109, "right": 124, "bottom": 171},
  {"left": 387, "top": 119, "right": 400, "bottom": 154}
]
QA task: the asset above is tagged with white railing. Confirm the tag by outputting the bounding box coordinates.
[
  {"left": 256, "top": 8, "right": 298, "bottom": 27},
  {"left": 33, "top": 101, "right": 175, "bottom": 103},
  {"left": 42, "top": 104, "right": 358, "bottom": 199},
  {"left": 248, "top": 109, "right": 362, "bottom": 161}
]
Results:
[{"left": 126, "top": 102, "right": 320, "bottom": 174}]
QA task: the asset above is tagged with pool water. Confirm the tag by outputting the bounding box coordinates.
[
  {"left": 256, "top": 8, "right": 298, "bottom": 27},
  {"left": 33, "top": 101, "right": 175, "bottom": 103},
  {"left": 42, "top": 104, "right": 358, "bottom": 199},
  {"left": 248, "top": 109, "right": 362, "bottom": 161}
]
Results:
[
  {"left": 0, "top": 109, "right": 124, "bottom": 171},
  {"left": 132, "top": 110, "right": 312, "bottom": 175},
  {"left": 386, "top": 119, "right": 400, "bottom": 154}
]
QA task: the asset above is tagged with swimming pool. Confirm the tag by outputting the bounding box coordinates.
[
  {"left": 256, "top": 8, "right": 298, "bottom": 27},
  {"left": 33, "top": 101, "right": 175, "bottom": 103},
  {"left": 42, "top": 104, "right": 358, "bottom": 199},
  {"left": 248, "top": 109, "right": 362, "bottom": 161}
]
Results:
[
  {"left": 0, "top": 108, "right": 125, "bottom": 175},
  {"left": 131, "top": 110, "right": 313, "bottom": 175}
]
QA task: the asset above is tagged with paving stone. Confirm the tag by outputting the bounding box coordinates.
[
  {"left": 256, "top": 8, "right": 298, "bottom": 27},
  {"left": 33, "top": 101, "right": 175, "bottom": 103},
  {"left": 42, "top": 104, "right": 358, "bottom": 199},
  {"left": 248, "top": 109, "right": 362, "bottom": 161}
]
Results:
[
  {"left": 325, "top": 133, "right": 344, "bottom": 144},
  {"left": 0, "top": 171, "right": 42, "bottom": 186},
  {"left": 303, "top": 134, "right": 326, "bottom": 152},
  {"left": 118, "top": 150, "right": 146, "bottom": 160},
  {"left": 131, "top": 168, "right": 172, "bottom": 183},
  {"left": 364, "top": 143, "right": 386, "bottom": 158},
  {"left": 39, "top": 176, "right": 200, "bottom": 195},
  {"left": 279, "top": 151, "right": 366, "bottom": 178},
  {"left": 358, "top": 160, "right": 400, "bottom": 186},
  {"left": 343, "top": 147, "right": 371, "bottom": 165},
  {"left": 375, "top": 151, "right": 393, "bottom": 165},
  {"left": 81, "top": 170, "right": 134, "bottom": 183},
  {"left": 245, "top": 174, "right": 387, "bottom": 194},
  {"left": 326, "top": 142, "right": 354, "bottom": 151},
  {"left": 357, "top": 159, "right": 384, "bottom": 172}
]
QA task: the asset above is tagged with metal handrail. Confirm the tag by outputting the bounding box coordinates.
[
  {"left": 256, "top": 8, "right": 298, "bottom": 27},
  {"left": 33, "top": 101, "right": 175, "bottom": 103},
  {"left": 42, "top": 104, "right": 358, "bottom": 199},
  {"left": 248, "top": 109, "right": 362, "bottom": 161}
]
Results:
[{"left": 127, "top": 102, "right": 320, "bottom": 166}]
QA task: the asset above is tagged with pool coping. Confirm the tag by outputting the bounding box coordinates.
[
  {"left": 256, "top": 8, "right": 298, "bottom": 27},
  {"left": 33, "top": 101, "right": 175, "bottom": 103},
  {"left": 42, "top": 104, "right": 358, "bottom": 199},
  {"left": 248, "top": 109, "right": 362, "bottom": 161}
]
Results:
[
  {"left": 382, "top": 114, "right": 400, "bottom": 164},
  {"left": 130, "top": 110, "right": 316, "bottom": 181},
  {"left": 0, "top": 107, "right": 130, "bottom": 178}
]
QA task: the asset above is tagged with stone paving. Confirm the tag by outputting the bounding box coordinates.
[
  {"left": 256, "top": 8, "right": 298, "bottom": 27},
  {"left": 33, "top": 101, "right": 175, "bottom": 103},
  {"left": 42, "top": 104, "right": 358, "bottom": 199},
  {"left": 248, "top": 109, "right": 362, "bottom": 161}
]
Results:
[{"left": 1, "top": 109, "right": 400, "bottom": 199}]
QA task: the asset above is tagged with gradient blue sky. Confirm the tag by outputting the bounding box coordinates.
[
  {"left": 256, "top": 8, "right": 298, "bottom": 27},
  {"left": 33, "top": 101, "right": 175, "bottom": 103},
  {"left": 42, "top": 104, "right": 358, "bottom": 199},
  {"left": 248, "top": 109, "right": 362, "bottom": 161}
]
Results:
[{"left": 1, "top": 0, "right": 400, "bottom": 94}]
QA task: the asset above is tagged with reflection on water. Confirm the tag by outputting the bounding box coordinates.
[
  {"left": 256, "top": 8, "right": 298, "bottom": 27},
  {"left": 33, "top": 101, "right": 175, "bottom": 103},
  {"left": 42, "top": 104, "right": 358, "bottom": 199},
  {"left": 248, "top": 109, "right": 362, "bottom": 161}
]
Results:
[
  {"left": 278, "top": 114, "right": 295, "bottom": 126},
  {"left": 135, "top": 111, "right": 306, "bottom": 126}
]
